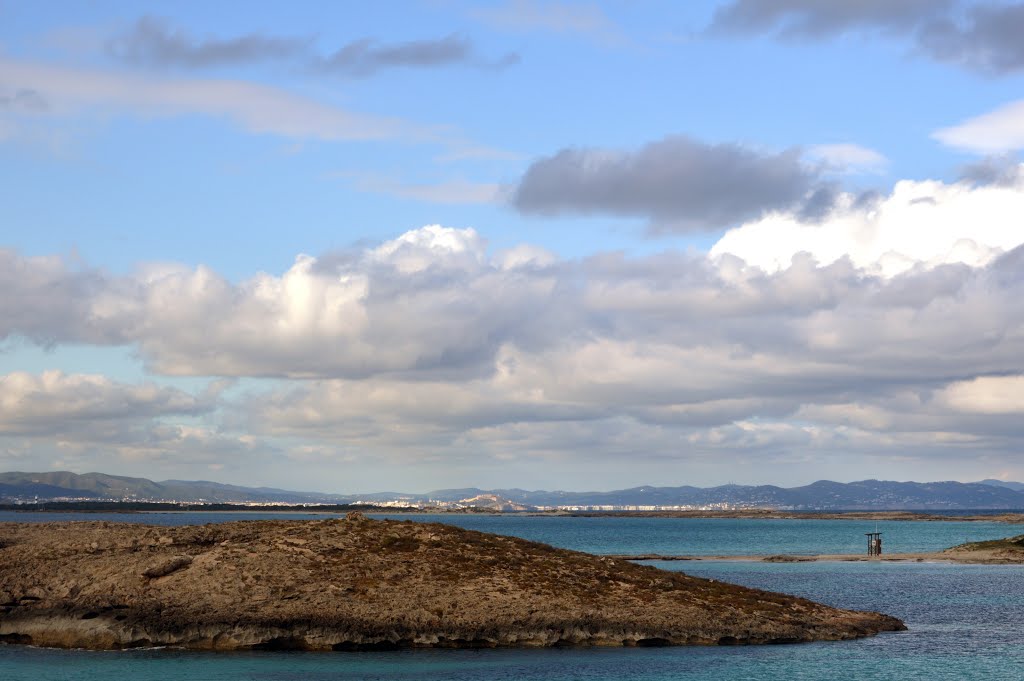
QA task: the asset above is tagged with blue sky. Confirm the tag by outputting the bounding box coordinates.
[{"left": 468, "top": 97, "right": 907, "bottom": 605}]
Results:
[{"left": 2, "top": 1, "right": 1024, "bottom": 493}]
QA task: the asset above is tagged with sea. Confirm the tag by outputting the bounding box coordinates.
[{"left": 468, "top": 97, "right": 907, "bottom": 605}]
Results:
[{"left": 1, "top": 510, "right": 1022, "bottom": 680}]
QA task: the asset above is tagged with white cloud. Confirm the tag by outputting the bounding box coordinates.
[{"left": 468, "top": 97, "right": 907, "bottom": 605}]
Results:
[
  {"left": 934, "top": 99, "right": 1024, "bottom": 153},
  {"left": 808, "top": 143, "right": 888, "bottom": 172},
  {"left": 939, "top": 375, "right": 1024, "bottom": 415},
  {"left": 367, "top": 224, "right": 486, "bottom": 272},
  {"left": 0, "top": 370, "right": 205, "bottom": 434},
  {"left": 1, "top": 226, "right": 563, "bottom": 379},
  {"left": 3, "top": 210, "right": 1024, "bottom": 480},
  {"left": 710, "top": 173, "right": 1024, "bottom": 276},
  {"left": 0, "top": 56, "right": 429, "bottom": 143},
  {"left": 0, "top": 370, "right": 278, "bottom": 477}
]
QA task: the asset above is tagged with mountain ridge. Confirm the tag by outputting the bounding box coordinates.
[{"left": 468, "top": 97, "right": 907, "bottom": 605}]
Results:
[{"left": 3, "top": 471, "right": 1024, "bottom": 510}]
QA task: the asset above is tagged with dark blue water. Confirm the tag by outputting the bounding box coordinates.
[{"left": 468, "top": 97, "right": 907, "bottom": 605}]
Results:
[{"left": 2, "top": 513, "right": 1023, "bottom": 679}]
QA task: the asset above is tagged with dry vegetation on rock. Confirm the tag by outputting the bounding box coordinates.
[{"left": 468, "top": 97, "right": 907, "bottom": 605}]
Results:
[
  {"left": 0, "top": 514, "right": 904, "bottom": 650},
  {"left": 943, "top": 534, "right": 1024, "bottom": 563}
]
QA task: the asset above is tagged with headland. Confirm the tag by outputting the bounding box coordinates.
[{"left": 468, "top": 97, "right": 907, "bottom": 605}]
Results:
[{"left": 0, "top": 514, "right": 904, "bottom": 650}]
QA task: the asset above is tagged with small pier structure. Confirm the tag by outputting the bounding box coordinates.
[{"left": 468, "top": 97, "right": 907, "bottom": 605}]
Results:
[{"left": 865, "top": 531, "right": 882, "bottom": 556}]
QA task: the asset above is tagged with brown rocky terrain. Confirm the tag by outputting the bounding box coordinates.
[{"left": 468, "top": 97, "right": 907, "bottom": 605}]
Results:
[
  {"left": 0, "top": 513, "right": 904, "bottom": 650},
  {"left": 942, "top": 534, "right": 1024, "bottom": 563}
]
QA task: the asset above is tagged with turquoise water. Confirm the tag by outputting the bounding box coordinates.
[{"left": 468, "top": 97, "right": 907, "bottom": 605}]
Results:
[
  {"left": 0, "top": 510, "right": 1015, "bottom": 555},
  {"left": 374, "top": 513, "right": 1016, "bottom": 555},
  {"left": 2, "top": 513, "right": 1023, "bottom": 679}
]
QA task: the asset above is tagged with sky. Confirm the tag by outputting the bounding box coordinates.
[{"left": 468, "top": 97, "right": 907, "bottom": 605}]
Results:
[{"left": 2, "top": 0, "right": 1024, "bottom": 493}]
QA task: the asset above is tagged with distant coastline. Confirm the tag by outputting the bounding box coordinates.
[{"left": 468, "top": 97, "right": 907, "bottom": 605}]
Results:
[
  {"left": 5, "top": 472, "right": 1024, "bottom": 513},
  {"left": 4, "top": 502, "right": 1024, "bottom": 524}
]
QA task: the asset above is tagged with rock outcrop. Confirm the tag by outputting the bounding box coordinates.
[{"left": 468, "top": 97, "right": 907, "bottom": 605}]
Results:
[
  {"left": 0, "top": 515, "right": 905, "bottom": 650},
  {"left": 943, "top": 534, "right": 1024, "bottom": 563}
]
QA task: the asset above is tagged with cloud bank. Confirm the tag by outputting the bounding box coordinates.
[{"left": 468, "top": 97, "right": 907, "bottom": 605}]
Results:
[{"left": 3, "top": 167, "right": 1024, "bottom": 480}]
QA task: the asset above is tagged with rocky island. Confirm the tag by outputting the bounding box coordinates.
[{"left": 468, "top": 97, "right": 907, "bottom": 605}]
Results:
[{"left": 0, "top": 514, "right": 904, "bottom": 650}]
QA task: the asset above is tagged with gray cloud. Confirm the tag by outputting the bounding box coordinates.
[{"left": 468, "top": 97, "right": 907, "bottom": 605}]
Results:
[
  {"left": 709, "top": 0, "right": 950, "bottom": 38},
  {"left": 0, "top": 250, "right": 132, "bottom": 347},
  {"left": 0, "top": 422, "right": 276, "bottom": 480},
  {"left": 710, "top": 0, "right": 1024, "bottom": 75},
  {"left": 918, "top": 4, "right": 1024, "bottom": 74},
  {"left": 107, "top": 17, "right": 517, "bottom": 77},
  {"left": 319, "top": 34, "right": 517, "bottom": 77},
  {"left": 107, "top": 16, "right": 309, "bottom": 68},
  {"left": 959, "top": 153, "right": 1024, "bottom": 186},
  {"left": 0, "top": 370, "right": 273, "bottom": 481},
  {"left": 5, "top": 220, "right": 1023, "bottom": 391},
  {"left": 0, "top": 88, "right": 47, "bottom": 112},
  {"left": 0, "top": 371, "right": 210, "bottom": 437},
  {"left": 512, "top": 136, "right": 826, "bottom": 230},
  {"left": 234, "top": 238, "right": 1024, "bottom": 478},
  {"left": 794, "top": 184, "right": 841, "bottom": 222}
]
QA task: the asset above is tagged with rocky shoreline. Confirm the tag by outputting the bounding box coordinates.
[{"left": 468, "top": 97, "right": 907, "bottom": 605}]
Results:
[
  {"left": 610, "top": 535, "right": 1024, "bottom": 564},
  {"left": 0, "top": 514, "right": 904, "bottom": 650}
]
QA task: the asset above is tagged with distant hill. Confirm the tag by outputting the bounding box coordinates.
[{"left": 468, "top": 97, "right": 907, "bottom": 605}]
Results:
[
  {"left": 976, "top": 479, "right": 1024, "bottom": 492},
  {"left": 3, "top": 471, "right": 1024, "bottom": 509},
  {"left": 457, "top": 480, "right": 1024, "bottom": 510},
  {"left": 0, "top": 471, "right": 353, "bottom": 504}
]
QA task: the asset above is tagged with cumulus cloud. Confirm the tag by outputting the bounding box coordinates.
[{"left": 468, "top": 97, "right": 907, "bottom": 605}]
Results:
[
  {"left": 0, "top": 370, "right": 208, "bottom": 435},
  {"left": 512, "top": 136, "right": 827, "bottom": 231},
  {"left": 0, "top": 370, "right": 274, "bottom": 477},
  {"left": 710, "top": 173, "right": 1024, "bottom": 276},
  {"left": 107, "top": 16, "right": 308, "bottom": 68},
  {"left": 1, "top": 226, "right": 570, "bottom": 379},
  {"left": 710, "top": 0, "right": 1024, "bottom": 75},
  {"left": 939, "top": 375, "right": 1024, "bottom": 415},
  {"left": 4, "top": 190, "right": 1024, "bottom": 479}
]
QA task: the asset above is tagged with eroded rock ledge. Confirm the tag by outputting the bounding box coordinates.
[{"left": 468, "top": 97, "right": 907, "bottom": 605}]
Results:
[{"left": 0, "top": 515, "right": 905, "bottom": 650}]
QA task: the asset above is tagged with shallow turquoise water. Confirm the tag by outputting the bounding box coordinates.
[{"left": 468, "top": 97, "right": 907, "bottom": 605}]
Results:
[
  {"left": 0, "top": 510, "right": 1015, "bottom": 555},
  {"left": 2, "top": 513, "right": 1023, "bottom": 679},
  {"left": 374, "top": 513, "right": 1016, "bottom": 555}
]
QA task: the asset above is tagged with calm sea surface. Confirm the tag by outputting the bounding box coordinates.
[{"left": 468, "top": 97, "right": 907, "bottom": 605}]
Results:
[{"left": 2, "top": 511, "right": 1023, "bottom": 680}]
